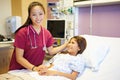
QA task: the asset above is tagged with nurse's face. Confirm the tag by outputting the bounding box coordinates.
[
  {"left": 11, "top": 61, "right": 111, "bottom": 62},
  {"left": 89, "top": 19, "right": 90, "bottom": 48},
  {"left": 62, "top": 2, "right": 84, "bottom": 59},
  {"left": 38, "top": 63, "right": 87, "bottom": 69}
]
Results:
[
  {"left": 67, "top": 38, "right": 80, "bottom": 56},
  {"left": 30, "top": 5, "right": 45, "bottom": 27}
]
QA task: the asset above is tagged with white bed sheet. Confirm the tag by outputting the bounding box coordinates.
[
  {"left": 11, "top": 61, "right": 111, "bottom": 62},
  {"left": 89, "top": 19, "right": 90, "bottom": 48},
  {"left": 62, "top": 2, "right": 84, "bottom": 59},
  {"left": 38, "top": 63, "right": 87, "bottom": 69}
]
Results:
[
  {"left": 76, "top": 35, "right": 120, "bottom": 80},
  {"left": 29, "top": 71, "right": 70, "bottom": 80},
  {"left": 7, "top": 69, "right": 70, "bottom": 80}
]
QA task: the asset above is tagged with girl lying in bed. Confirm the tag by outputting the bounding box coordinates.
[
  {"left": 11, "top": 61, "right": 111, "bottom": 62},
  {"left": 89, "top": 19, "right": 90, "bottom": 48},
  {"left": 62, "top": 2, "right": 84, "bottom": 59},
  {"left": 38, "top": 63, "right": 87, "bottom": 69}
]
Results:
[{"left": 40, "top": 36, "right": 87, "bottom": 80}]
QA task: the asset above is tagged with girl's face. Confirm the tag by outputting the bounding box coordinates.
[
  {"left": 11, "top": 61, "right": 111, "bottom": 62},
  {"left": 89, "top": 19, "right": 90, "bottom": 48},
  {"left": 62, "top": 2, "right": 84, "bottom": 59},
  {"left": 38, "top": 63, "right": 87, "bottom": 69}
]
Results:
[
  {"left": 67, "top": 38, "right": 80, "bottom": 56},
  {"left": 30, "top": 6, "right": 45, "bottom": 27}
]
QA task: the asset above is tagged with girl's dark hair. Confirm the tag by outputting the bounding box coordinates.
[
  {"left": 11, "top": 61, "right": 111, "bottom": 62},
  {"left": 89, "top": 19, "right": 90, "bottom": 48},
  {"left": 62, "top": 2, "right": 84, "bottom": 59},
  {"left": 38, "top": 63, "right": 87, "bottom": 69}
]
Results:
[
  {"left": 70, "top": 36, "right": 87, "bottom": 54},
  {"left": 15, "top": 1, "right": 45, "bottom": 33}
]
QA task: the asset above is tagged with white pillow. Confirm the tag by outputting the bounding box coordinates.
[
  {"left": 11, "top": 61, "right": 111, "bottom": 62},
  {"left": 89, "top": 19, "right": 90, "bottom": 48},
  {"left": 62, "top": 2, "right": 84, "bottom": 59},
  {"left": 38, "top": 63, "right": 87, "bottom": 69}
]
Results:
[{"left": 81, "top": 35, "right": 110, "bottom": 72}]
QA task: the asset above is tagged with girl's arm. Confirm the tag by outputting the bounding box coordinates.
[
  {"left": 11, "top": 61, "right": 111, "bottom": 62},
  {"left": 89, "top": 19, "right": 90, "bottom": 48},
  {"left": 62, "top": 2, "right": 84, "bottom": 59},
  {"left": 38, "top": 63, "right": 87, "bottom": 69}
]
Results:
[{"left": 45, "top": 70, "right": 79, "bottom": 80}]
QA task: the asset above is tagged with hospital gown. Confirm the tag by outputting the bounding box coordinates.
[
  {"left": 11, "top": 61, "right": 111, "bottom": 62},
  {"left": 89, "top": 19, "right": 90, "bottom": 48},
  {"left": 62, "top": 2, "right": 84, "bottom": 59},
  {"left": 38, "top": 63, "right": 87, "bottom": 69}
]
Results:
[{"left": 48, "top": 53, "right": 86, "bottom": 77}]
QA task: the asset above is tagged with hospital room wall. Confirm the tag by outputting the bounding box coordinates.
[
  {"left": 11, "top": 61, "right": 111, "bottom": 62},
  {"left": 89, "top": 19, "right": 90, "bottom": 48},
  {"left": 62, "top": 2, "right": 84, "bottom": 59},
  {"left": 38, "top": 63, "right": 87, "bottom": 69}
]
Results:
[
  {"left": 0, "top": 0, "right": 11, "bottom": 36},
  {"left": 77, "top": 4, "right": 120, "bottom": 37}
]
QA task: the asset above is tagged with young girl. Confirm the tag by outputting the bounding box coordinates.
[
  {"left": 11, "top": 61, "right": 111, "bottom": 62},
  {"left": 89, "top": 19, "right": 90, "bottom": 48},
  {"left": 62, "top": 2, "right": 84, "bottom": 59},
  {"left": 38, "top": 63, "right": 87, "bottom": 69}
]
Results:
[{"left": 42, "top": 36, "right": 87, "bottom": 80}]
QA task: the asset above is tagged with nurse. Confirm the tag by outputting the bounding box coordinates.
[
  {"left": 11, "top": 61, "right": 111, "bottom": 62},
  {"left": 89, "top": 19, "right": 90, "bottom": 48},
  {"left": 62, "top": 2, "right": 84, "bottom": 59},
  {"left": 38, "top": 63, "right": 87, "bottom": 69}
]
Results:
[{"left": 9, "top": 1, "right": 68, "bottom": 74}]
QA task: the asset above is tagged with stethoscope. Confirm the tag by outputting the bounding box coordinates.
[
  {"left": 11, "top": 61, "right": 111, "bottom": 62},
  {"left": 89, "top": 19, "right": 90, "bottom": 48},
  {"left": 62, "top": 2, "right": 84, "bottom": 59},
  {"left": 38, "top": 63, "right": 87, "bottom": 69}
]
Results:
[{"left": 27, "top": 25, "right": 48, "bottom": 52}]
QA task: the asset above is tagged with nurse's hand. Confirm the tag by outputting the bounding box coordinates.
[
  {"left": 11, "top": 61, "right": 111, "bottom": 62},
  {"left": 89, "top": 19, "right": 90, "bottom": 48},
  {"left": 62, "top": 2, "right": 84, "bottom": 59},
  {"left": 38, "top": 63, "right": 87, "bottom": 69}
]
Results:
[{"left": 36, "top": 65, "right": 48, "bottom": 75}]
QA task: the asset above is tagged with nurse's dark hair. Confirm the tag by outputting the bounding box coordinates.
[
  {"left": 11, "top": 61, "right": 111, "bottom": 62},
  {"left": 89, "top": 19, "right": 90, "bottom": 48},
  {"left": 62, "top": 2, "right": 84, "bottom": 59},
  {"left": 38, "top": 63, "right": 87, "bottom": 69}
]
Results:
[
  {"left": 15, "top": 1, "right": 45, "bottom": 33},
  {"left": 70, "top": 36, "right": 87, "bottom": 54}
]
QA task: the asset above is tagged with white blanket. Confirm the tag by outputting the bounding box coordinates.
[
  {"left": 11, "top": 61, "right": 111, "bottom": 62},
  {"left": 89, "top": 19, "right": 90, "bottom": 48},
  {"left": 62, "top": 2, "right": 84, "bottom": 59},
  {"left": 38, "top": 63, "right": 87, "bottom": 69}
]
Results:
[{"left": 7, "top": 69, "right": 70, "bottom": 80}]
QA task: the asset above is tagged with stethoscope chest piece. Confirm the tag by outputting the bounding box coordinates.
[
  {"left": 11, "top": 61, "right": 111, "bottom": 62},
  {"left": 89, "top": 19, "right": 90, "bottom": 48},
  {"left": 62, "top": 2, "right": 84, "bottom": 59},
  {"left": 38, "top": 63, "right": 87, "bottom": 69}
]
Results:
[{"left": 43, "top": 46, "right": 48, "bottom": 53}]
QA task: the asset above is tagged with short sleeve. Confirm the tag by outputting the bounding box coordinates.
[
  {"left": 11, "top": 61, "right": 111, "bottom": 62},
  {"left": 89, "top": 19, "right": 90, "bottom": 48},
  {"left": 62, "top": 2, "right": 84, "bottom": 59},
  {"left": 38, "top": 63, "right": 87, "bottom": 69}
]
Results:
[
  {"left": 69, "top": 55, "right": 85, "bottom": 74},
  {"left": 43, "top": 28, "right": 54, "bottom": 47},
  {"left": 14, "top": 28, "right": 27, "bottom": 49}
]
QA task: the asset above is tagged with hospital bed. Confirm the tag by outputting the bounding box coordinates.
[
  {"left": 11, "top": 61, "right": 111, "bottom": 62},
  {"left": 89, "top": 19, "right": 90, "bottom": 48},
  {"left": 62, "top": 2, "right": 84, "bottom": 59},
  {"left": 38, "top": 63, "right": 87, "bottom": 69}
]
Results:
[{"left": 0, "top": 34, "right": 120, "bottom": 80}]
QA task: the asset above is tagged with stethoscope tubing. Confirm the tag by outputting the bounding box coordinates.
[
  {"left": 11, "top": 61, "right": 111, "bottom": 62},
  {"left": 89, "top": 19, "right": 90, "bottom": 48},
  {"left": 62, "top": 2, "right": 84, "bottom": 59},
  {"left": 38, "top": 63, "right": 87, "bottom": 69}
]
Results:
[
  {"left": 28, "top": 26, "right": 37, "bottom": 49},
  {"left": 27, "top": 25, "right": 46, "bottom": 50}
]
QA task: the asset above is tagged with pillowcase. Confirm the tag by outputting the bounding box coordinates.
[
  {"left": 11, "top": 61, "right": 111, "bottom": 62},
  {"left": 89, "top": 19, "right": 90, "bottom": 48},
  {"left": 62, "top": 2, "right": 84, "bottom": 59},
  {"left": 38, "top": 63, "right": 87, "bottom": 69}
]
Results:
[{"left": 81, "top": 35, "right": 110, "bottom": 72}]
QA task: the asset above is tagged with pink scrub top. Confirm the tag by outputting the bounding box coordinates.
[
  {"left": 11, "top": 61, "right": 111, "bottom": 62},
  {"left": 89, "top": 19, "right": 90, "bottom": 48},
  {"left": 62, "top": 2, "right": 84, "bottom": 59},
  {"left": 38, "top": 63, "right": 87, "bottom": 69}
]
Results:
[{"left": 9, "top": 25, "right": 54, "bottom": 70}]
